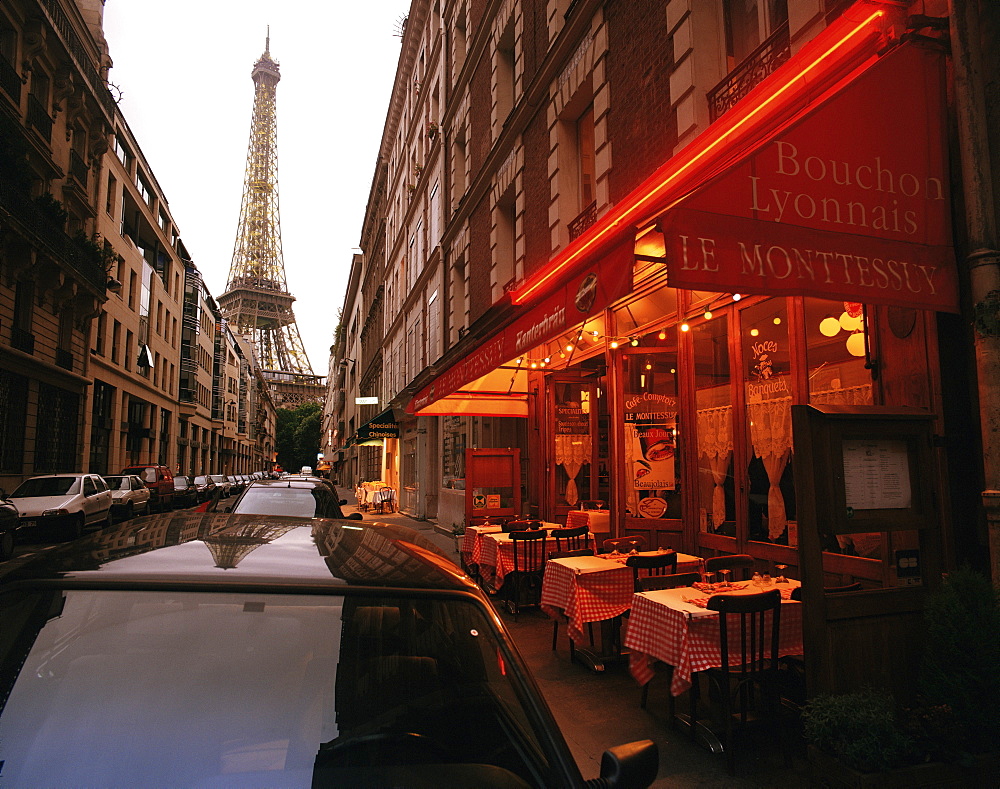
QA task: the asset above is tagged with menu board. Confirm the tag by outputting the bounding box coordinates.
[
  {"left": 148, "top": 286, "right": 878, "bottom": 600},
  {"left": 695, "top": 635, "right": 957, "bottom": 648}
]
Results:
[{"left": 842, "top": 439, "right": 912, "bottom": 510}]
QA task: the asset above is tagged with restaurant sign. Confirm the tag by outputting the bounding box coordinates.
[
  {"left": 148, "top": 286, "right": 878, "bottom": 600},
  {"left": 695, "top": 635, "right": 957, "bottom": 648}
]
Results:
[
  {"left": 663, "top": 44, "right": 958, "bottom": 314},
  {"left": 409, "top": 238, "right": 634, "bottom": 413}
]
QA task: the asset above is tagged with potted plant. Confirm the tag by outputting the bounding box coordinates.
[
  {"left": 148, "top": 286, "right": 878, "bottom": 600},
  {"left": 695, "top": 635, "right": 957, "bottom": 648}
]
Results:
[{"left": 802, "top": 568, "right": 1000, "bottom": 787}]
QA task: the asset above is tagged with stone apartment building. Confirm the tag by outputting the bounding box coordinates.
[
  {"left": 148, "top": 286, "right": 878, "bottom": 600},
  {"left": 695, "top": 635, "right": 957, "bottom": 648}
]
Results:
[{"left": 0, "top": 0, "right": 276, "bottom": 489}]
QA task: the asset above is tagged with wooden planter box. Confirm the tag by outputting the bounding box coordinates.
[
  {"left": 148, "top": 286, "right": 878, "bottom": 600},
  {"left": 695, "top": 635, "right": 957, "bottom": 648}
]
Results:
[{"left": 807, "top": 745, "right": 1000, "bottom": 788}]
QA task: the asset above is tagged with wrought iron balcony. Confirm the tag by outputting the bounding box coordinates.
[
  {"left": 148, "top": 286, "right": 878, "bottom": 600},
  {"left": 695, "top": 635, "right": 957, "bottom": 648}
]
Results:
[
  {"left": 11, "top": 327, "right": 35, "bottom": 355},
  {"left": 27, "top": 94, "right": 52, "bottom": 142},
  {"left": 0, "top": 55, "right": 20, "bottom": 105},
  {"left": 568, "top": 201, "right": 598, "bottom": 241},
  {"left": 70, "top": 149, "right": 89, "bottom": 187},
  {"left": 707, "top": 23, "right": 791, "bottom": 123}
]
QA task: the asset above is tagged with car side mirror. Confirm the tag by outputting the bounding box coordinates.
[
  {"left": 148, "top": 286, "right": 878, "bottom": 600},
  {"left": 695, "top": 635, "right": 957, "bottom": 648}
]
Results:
[
  {"left": 347, "top": 512, "right": 363, "bottom": 521},
  {"left": 599, "top": 740, "right": 658, "bottom": 788}
]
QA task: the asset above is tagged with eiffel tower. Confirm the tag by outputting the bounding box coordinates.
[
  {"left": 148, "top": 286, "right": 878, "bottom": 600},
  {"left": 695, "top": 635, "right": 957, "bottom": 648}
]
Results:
[{"left": 218, "top": 34, "right": 324, "bottom": 408}]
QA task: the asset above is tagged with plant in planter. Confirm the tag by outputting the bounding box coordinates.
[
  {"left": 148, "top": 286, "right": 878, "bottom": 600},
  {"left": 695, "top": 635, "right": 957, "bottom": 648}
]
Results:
[
  {"left": 802, "top": 689, "right": 912, "bottom": 773},
  {"left": 802, "top": 569, "right": 1000, "bottom": 786}
]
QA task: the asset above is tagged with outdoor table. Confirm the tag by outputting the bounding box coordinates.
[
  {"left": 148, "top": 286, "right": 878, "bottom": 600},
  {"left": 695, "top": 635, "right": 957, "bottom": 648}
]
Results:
[
  {"left": 477, "top": 528, "right": 588, "bottom": 590},
  {"left": 566, "top": 510, "right": 611, "bottom": 535},
  {"left": 540, "top": 555, "right": 634, "bottom": 672},
  {"left": 624, "top": 580, "right": 803, "bottom": 697}
]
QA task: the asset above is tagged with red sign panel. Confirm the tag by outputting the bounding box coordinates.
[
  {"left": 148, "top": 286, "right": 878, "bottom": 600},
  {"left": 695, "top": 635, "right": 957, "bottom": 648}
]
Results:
[
  {"left": 664, "top": 44, "right": 958, "bottom": 313},
  {"left": 409, "top": 238, "right": 634, "bottom": 413}
]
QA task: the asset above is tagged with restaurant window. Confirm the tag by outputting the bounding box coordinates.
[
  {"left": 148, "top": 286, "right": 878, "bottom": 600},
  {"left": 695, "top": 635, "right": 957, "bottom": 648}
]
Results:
[
  {"left": 553, "top": 381, "right": 594, "bottom": 508},
  {"left": 741, "top": 298, "right": 794, "bottom": 546},
  {"left": 805, "top": 298, "right": 873, "bottom": 406},
  {"left": 442, "top": 415, "right": 467, "bottom": 490},
  {"left": 694, "top": 314, "right": 734, "bottom": 534},
  {"left": 622, "top": 338, "right": 681, "bottom": 521}
]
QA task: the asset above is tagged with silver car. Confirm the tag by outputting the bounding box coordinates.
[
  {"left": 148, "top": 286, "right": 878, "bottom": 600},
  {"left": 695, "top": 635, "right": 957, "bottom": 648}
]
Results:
[
  {"left": 102, "top": 475, "right": 152, "bottom": 522},
  {"left": 9, "top": 473, "right": 112, "bottom": 539}
]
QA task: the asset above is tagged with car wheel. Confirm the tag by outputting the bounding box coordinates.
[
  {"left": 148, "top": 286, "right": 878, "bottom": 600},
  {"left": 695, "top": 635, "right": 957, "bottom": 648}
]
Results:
[
  {"left": 65, "top": 513, "right": 84, "bottom": 541},
  {"left": 0, "top": 530, "right": 14, "bottom": 560},
  {"left": 124, "top": 502, "right": 134, "bottom": 521}
]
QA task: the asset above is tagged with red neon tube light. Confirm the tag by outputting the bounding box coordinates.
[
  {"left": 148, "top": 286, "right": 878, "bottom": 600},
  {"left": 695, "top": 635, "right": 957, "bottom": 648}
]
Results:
[{"left": 510, "top": 6, "right": 888, "bottom": 306}]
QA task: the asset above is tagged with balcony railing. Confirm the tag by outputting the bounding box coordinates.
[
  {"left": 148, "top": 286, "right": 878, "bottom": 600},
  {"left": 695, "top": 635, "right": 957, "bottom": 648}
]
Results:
[
  {"left": 11, "top": 327, "right": 35, "bottom": 354},
  {"left": 568, "top": 201, "right": 598, "bottom": 241},
  {"left": 27, "top": 94, "right": 52, "bottom": 142},
  {"left": 70, "top": 149, "right": 89, "bottom": 187},
  {"left": 0, "top": 55, "right": 20, "bottom": 105},
  {"left": 707, "top": 23, "right": 791, "bottom": 123}
]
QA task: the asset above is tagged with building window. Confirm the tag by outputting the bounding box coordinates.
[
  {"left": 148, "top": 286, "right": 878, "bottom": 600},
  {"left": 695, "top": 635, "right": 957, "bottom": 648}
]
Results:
[
  {"left": 442, "top": 416, "right": 467, "bottom": 489},
  {"left": 0, "top": 369, "right": 27, "bottom": 473},
  {"left": 12, "top": 279, "right": 34, "bottom": 354},
  {"left": 694, "top": 314, "right": 734, "bottom": 535},
  {"left": 106, "top": 173, "right": 117, "bottom": 217},
  {"left": 493, "top": 185, "right": 516, "bottom": 301},
  {"left": 35, "top": 383, "right": 80, "bottom": 473},
  {"left": 89, "top": 380, "right": 114, "bottom": 475},
  {"left": 494, "top": 17, "right": 516, "bottom": 133}
]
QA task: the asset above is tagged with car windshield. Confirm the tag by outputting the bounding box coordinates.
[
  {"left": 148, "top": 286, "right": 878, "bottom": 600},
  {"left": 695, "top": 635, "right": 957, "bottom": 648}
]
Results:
[
  {"left": 194, "top": 476, "right": 209, "bottom": 485},
  {"left": 232, "top": 487, "right": 327, "bottom": 518},
  {"left": 173, "top": 477, "right": 189, "bottom": 489},
  {"left": 11, "top": 477, "right": 78, "bottom": 497},
  {"left": 102, "top": 476, "right": 130, "bottom": 491},
  {"left": 209, "top": 476, "right": 226, "bottom": 484},
  {"left": 0, "top": 589, "right": 556, "bottom": 787}
]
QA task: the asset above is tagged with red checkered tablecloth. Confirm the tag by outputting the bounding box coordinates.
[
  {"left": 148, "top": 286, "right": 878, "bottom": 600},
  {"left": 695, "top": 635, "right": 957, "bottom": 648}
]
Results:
[
  {"left": 540, "top": 556, "right": 634, "bottom": 643},
  {"left": 462, "top": 525, "right": 501, "bottom": 563},
  {"left": 624, "top": 585, "right": 804, "bottom": 695}
]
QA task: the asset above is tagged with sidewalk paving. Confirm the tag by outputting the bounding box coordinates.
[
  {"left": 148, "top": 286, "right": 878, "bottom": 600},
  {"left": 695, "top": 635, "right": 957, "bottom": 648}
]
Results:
[{"left": 337, "top": 487, "right": 813, "bottom": 787}]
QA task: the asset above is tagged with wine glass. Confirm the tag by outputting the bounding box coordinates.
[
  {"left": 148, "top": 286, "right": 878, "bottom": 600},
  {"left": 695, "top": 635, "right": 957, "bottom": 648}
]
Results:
[
  {"left": 751, "top": 570, "right": 763, "bottom": 587},
  {"left": 703, "top": 571, "right": 716, "bottom": 592},
  {"left": 775, "top": 564, "right": 788, "bottom": 584},
  {"left": 719, "top": 568, "right": 732, "bottom": 589},
  {"left": 761, "top": 573, "right": 774, "bottom": 588}
]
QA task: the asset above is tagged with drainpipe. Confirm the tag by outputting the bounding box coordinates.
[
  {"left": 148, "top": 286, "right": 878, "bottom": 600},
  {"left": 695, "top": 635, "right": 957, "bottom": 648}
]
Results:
[{"left": 948, "top": 0, "right": 1000, "bottom": 582}]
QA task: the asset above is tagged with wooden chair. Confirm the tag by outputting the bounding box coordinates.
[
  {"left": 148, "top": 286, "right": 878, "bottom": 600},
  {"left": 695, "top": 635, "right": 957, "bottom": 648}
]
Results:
[
  {"left": 549, "top": 524, "right": 589, "bottom": 554},
  {"left": 602, "top": 535, "right": 647, "bottom": 554},
  {"left": 636, "top": 571, "right": 701, "bottom": 593},
  {"left": 548, "top": 548, "right": 597, "bottom": 656},
  {"left": 692, "top": 589, "right": 785, "bottom": 775},
  {"left": 704, "top": 553, "right": 755, "bottom": 581},
  {"left": 626, "top": 552, "right": 678, "bottom": 591},
  {"left": 504, "top": 530, "right": 548, "bottom": 618}
]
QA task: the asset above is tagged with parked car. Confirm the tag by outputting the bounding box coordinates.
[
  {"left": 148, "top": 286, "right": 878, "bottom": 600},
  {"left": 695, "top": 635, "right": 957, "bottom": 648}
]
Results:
[
  {"left": 207, "top": 475, "right": 231, "bottom": 498},
  {"left": 299, "top": 465, "right": 313, "bottom": 475},
  {"left": 102, "top": 475, "right": 152, "bottom": 522},
  {"left": 8, "top": 473, "right": 112, "bottom": 539},
  {"left": 226, "top": 475, "right": 243, "bottom": 495},
  {"left": 171, "top": 476, "right": 199, "bottom": 509},
  {"left": 120, "top": 464, "right": 175, "bottom": 511},
  {"left": 192, "top": 475, "right": 216, "bottom": 502},
  {"left": 228, "top": 478, "right": 359, "bottom": 520},
  {"left": 0, "top": 511, "right": 657, "bottom": 787},
  {"left": 0, "top": 489, "right": 17, "bottom": 560}
]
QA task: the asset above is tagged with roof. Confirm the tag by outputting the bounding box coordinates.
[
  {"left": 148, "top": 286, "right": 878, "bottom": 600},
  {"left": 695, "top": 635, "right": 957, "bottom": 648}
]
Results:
[{"left": 0, "top": 512, "right": 475, "bottom": 592}]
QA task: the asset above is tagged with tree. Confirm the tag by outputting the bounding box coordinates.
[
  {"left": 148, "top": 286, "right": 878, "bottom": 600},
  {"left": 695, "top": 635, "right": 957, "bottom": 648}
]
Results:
[{"left": 275, "top": 402, "right": 322, "bottom": 472}]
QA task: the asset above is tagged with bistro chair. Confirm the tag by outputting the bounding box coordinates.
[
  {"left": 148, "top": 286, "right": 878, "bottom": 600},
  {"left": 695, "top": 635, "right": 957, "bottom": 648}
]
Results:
[
  {"left": 602, "top": 535, "right": 647, "bottom": 554},
  {"left": 549, "top": 525, "right": 589, "bottom": 554},
  {"left": 626, "top": 552, "right": 678, "bottom": 591},
  {"left": 548, "top": 548, "right": 597, "bottom": 656},
  {"left": 636, "top": 571, "right": 701, "bottom": 594},
  {"left": 704, "top": 554, "right": 755, "bottom": 581},
  {"left": 503, "top": 518, "right": 540, "bottom": 533},
  {"left": 504, "top": 530, "right": 548, "bottom": 619},
  {"left": 691, "top": 589, "right": 786, "bottom": 775}
]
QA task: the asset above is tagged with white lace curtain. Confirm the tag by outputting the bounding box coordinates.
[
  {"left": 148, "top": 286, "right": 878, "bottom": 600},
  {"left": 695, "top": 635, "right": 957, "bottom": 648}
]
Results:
[
  {"left": 555, "top": 434, "right": 592, "bottom": 507},
  {"left": 747, "top": 396, "right": 793, "bottom": 540},
  {"left": 697, "top": 405, "right": 733, "bottom": 529}
]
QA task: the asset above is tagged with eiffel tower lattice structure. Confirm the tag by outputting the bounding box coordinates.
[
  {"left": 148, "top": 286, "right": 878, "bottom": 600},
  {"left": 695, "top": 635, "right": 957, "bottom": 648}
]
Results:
[{"left": 218, "top": 35, "right": 324, "bottom": 408}]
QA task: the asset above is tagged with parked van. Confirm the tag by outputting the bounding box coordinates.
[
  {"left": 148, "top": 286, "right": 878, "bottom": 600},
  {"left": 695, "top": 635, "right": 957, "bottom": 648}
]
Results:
[{"left": 120, "top": 464, "right": 175, "bottom": 511}]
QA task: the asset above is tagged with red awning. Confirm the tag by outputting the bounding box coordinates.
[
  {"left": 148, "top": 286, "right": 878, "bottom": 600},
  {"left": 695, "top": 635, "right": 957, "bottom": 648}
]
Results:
[
  {"left": 409, "top": 237, "right": 634, "bottom": 414},
  {"left": 660, "top": 42, "right": 958, "bottom": 313}
]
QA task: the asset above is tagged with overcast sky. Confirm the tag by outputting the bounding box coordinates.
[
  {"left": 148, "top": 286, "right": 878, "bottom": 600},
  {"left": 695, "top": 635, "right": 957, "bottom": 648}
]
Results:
[{"left": 102, "top": 1, "right": 412, "bottom": 374}]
